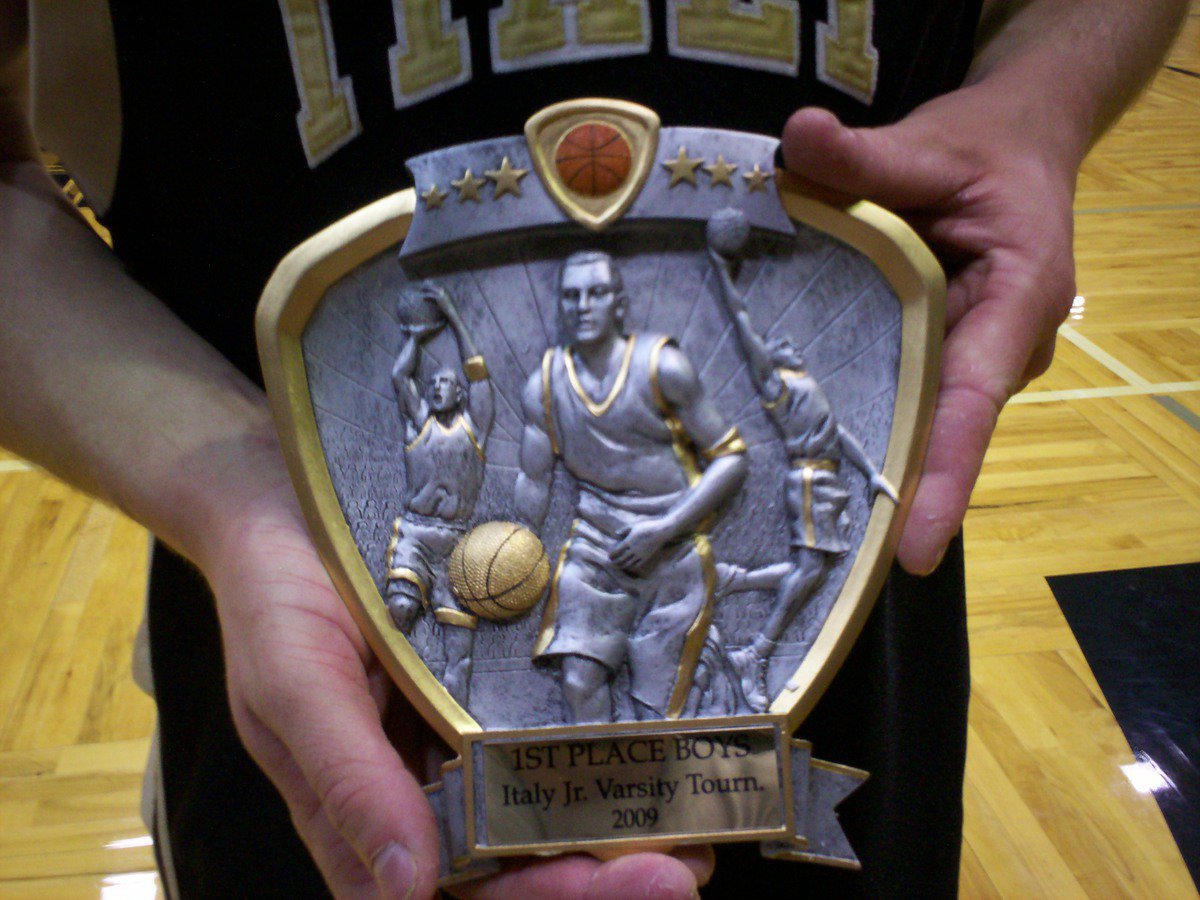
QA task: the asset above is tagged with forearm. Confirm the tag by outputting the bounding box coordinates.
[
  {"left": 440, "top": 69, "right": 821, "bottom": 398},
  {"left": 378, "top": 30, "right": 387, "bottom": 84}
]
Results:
[
  {"left": 732, "top": 312, "right": 775, "bottom": 389},
  {"left": 711, "top": 261, "right": 774, "bottom": 388},
  {"left": 967, "top": 0, "right": 1188, "bottom": 166},
  {"left": 514, "top": 471, "right": 550, "bottom": 530},
  {"left": 444, "top": 306, "right": 479, "bottom": 360},
  {"left": 661, "top": 455, "right": 747, "bottom": 539},
  {"left": 837, "top": 425, "right": 877, "bottom": 480},
  {"left": 0, "top": 162, "right": 285, "bottom": 570},
  {"left": 392, "top": 340, "right": 420, "bottom": 421}
]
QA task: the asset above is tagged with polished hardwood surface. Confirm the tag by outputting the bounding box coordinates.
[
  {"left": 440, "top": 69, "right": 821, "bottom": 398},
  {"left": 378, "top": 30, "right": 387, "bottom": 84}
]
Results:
[{"left": 2, "top": 14, "right": 1198, "bottom": 897}]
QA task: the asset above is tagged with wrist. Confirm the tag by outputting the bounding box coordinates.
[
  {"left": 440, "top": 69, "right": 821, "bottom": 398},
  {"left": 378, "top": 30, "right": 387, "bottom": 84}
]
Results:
[
  {"left": 656, "top": 512, "right": 684, "bottom": 543},
  {"left": 156, "top": 399, "right": 301, "bottom": 576},
  {"left": 959, "top": 76, "right": 1090, "bottom": 174},
  {"left": 924, "top": 80, "right": 1087, "bottom": 180}
]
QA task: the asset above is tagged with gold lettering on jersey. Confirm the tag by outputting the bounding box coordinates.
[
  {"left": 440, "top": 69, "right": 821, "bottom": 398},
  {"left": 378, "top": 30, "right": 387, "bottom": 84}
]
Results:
[
  {"left": 388, "top": 0, "right": 472, "bottom": 109},
  {"left": 494, "top": 0, "right": 566, "bottom": 61},
  {"left": 490, "top": 0, "right": 651, "bottom": 74},
  {"left": 816, "top": 0, "right": 878, "bottom": 103},
  {"left": 668, "top": 0, "right": 800, "bottom": 76},
  {"left": 578, "top": 0, "right": 648, "bottom": 46},
  {"left": 278, "top": 0, "right": 361, "bottom": 166}
]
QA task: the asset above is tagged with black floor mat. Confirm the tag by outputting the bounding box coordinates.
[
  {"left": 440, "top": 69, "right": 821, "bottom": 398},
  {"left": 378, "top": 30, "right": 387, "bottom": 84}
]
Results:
[{"left": 1047, "top": 563, "right": 1199, "bottom": 889}]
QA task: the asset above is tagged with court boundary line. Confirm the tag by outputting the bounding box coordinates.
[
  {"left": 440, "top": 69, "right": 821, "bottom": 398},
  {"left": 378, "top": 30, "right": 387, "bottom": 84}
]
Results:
[{"left": 1011, "top": 381, "right": 1200, "bottom": 404}]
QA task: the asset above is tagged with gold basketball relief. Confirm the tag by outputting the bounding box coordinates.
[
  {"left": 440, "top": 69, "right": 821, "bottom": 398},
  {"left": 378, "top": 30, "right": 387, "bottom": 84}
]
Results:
[{"left": 449, "top": 522, "right": 550, "bottom": 623}]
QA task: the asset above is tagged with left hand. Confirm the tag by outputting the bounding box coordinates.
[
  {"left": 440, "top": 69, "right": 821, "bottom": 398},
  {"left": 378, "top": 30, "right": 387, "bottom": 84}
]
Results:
[
  {"left": 207, "top": 471, "right": 711, "bottom": 899},
  {"left": 611, "top": 518, "right": 673, "bottom": 575},
  {"left": 781, "top": 88, "right": 1079, "bottom": 575}
]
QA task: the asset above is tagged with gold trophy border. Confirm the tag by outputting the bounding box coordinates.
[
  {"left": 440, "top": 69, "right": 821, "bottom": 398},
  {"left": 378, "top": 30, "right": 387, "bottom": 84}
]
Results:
[{"left": 256, "top": 176, "right": 945, "bottom": 852}]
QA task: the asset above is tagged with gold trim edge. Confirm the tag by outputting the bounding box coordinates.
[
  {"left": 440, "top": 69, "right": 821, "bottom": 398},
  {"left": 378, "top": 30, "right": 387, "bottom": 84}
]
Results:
[
  {"left": 256, "top": 188, "right": 481, "bottom": 745},
  {"left": 254, "top": 162, "right": 944, "bottom": 857}
]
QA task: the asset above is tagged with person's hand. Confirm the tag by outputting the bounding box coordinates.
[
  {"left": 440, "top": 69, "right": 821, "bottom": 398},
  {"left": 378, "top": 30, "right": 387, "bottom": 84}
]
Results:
[
  {"left": 706, "top": 246, "right": 731, "bottom": 275},
  {"left": 612, "top": 517, "right": 673, "bottom": 574},
  {"left": 421, "top": 280, "right": 455, "bottom": 314},
  {"left": 870, "top": 473, "right": 899, "bottom": 505},
  {"left": 781, "top": 91, "right": 1078, "bottom": 575},
  {"left": 201, "top": 455, "right": 711, "bottom": 898},
  {"left": 385, "top": 591, "right": 423, "bottom": 633}
]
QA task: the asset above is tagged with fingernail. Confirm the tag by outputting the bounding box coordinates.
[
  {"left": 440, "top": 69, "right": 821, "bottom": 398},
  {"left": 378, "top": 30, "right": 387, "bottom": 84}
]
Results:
[
  {"left": 373, "top": 842, "right": 416, "bottom": 899},
  {"left": 647, "top": 867, "right": 700, "bottom": 900}
]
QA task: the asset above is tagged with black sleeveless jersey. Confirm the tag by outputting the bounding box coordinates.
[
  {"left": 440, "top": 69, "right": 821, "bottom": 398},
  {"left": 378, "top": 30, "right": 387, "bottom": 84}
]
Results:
[{"left": 101, "top": 1, "right": 980, "bottom": 380}]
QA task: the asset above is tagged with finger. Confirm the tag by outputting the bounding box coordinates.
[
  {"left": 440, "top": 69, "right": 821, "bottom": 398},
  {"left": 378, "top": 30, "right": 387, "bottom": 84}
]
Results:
[
  {"left": 584, "top": 854, "right": 701, "bottom": 900},
  {"left": 454, "top": 852, "right": 702, "bottom": 900},
  {"left": 669, "top": 845, "right": 715, "bottom": 887},
  {"left": 896, "top": 287, "right": 1047, "bottom": 574},
  {"left": 240, "top": 709, "right": 380, "bottom": 897},
  {"left": 237, "top": 655, "right": 440, "bottom": 898},
  {"left": 452, "top": 853, "right": 601, "bottom": 899},
  {"left": 780, "top": 107, "right": 965, "bottom": 210}
]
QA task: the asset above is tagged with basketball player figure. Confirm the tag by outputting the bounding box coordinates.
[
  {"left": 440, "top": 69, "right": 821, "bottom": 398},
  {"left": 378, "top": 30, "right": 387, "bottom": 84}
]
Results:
[
  {"left": 384, "top": 282, "right": 494, "bottom": 706},
  {"left": 515, "top": 250, "right": 749, "bottom": 724},
  {"left": 708, "top": 245, "right": 898, "bottom": 712}
]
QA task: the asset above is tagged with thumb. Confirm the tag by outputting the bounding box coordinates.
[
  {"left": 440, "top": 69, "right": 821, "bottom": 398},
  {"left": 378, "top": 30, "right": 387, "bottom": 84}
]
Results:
[
  {"left": 780, "top": 107, "right": 962, "bottom": 210},
  {"left": 239, "top": 661, "right": 442, "bottom": 898}
]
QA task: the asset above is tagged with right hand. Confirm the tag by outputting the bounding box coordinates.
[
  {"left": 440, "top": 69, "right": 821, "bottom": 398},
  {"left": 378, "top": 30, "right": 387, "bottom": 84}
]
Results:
[
  {"left": 706, "top": 246, "right": 733, "bottom": 279},
  {"left": 611, "top": 517, "right": 674, "bottom": 575},
  {"left": 386, "top": 592, "right": 423, "bottom": 633},
  {"left": 202, "top": 450, "right": 712, "bottom": 898},
  {"left": 781, "top": 100, "right": 1078, "bottom": 575},
  {"left": 420, "top": 280, "right": 455, "bottom": 315}
]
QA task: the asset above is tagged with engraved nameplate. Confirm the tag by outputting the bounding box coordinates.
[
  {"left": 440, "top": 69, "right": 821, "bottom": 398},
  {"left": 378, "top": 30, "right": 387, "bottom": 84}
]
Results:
[{"left": 479, "top": 727, "right": 787, "bottom": 847}]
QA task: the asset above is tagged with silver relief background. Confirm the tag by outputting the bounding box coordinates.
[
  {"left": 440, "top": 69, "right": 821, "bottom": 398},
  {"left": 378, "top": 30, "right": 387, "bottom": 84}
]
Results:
[{"left": 301, "top": 220, "right": 900, "bottom": 729}]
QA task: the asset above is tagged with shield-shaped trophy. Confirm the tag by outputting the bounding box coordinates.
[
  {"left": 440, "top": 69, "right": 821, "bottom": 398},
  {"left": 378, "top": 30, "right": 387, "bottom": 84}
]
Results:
[{"left": 257, "top": 99, "right": 943, "bottom": 884}]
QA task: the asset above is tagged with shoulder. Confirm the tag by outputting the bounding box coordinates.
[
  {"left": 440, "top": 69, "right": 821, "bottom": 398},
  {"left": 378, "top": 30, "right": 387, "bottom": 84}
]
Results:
[
  {"left": 522, "top": 349, "right": 556, "bottom": 416},
  {"left": 646, "top": 336, "right": 700, "bottom": 406},
  {"left": 407, "top": 414, "right": 432, "bottom": 445}
]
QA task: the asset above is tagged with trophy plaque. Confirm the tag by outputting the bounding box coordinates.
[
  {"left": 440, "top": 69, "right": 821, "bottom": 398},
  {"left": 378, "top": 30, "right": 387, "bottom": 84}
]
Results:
[{"left": 257, "top": 99, "right": 943, "bottom": 884}]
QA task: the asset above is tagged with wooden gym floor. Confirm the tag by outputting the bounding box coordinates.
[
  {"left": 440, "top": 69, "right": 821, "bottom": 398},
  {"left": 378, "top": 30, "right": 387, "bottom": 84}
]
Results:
[{"left": 2, "top": 15, "right": 1198, "bottom": 899}]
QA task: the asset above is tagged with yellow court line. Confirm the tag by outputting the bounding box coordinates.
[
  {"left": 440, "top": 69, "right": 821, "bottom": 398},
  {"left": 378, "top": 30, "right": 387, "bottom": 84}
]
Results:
[
  {"left": 1057, "top": 324, "right": 1151, "bottom": 386},
  {"left": 1010, "top": 381, "right": 1200, "bottom": 404},
  {"left": 0, "top": 460, "right": 33, "bottom": 474}
]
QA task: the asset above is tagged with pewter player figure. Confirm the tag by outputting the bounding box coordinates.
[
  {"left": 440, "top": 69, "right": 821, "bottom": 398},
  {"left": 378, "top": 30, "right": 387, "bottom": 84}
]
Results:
[
  {"left": 706, "top": 209, "right": 898, "bottom": 711},
  {"left": 383, "top": 281, "right": 494, "bottom": 706},
  {"left": 514, "top": 250, "right": 749, "bottom": 724}
]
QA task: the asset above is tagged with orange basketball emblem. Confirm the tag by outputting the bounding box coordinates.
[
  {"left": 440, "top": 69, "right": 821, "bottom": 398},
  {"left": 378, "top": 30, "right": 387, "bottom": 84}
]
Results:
[{"left": 554, "top": 122, "right": 632, "bottom": 197}]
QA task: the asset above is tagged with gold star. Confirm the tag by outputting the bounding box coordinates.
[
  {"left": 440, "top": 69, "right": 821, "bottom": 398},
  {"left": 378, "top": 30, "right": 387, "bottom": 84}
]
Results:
[
  {"left": 742, "top": 164, "right": 774, "bottom": 193},
  {"left": 485, "top": 156, "right": 529, "bottom": 199},
  {"left": 451, "top": 168, "right": 486, "bottom": 203},
  {"left": 662, "top": 146, "right": 704, "bottom": 187},
  {"left": 704, "top": 155, "right": 738, "bottom": 188},
  {"left": 420, "top": 183, "right": 447, "bottom": 209}
]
